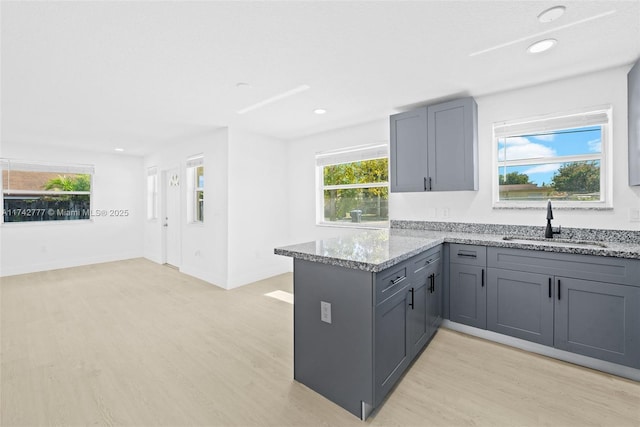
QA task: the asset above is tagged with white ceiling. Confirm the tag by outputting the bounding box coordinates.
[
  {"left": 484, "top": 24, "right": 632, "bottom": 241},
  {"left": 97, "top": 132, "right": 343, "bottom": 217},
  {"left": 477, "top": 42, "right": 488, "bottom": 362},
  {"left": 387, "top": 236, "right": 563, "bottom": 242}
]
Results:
[{"left": 2, "top": 1, "right": 640, "bottom": 156}]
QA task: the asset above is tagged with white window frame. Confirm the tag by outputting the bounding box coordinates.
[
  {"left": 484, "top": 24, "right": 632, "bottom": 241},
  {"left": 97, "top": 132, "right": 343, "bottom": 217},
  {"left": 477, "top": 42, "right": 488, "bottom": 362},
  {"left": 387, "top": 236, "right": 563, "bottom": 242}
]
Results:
[
  {"left": 316, "top": 143, "right": 390, "bottom": 228},
  {"left": 186, "top": 155, "right": 204, "bottom": 224},
  {"left": 146, "top": 166, "right": 158, "bottom": 221},
  {"left": 1, "top": 159, "right": 94, "bottom": 224},
  {"left": 492, "top": 107, "right": 612, "bottom": 209}
]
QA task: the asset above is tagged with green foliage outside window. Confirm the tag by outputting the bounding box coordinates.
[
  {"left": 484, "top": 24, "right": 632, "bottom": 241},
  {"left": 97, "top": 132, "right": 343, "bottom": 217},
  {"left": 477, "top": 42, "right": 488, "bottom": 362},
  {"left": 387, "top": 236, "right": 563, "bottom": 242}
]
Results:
[
  {"left": 323, "top": 158, "right": 389, "bottom": 223},
  {"left": 498, "top": 172, "right": 531, "bottom": 185},
  {"left": 44, "top": 174, "right": 91, "bottom": 192},
  {"left": 551, "top": 161, "right": 599, "bottom": 194}
]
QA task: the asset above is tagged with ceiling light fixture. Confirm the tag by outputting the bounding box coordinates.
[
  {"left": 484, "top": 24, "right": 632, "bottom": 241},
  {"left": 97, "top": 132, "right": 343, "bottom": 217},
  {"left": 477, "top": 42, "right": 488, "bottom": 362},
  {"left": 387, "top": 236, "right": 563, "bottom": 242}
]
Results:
[
  {"left": 237, "top": 84, "right": 311, "bottom": 114},
  {"left": 114, "top": 148, "right": 124, "bottom": 152},
  {"left": 527, "top": 38, "right": 557, "bottom": 54},
  {"left": 538, "top": 6, "right": 566, "bottom": 23},
  {"left": 314, "top": 108, "right": 327, "bottom": 115},
  {"left": 469, "top": 9, "right": 615, "bottom": 57},
  {"left": 235, "top": 82, "right": 251, "bottom": 88}
]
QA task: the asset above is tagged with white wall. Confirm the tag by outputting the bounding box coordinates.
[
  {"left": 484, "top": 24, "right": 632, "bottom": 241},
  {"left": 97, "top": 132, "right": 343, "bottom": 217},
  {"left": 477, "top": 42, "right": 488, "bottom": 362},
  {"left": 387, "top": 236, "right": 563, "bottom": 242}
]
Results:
[
  {"left": 0, "top": 143, "right": 144, "bottom": 276},
  {"left": 143, "top": 128, "right": 230, "bottom": 286},
  {"left": 286, "top": 65, "right": 640, "bottom": 243},
  {"left": 143, "top": 127, "right": 291, "bottom": 289},
  {"left": 286, "top": 120, "right": 389, "bottom": 244},
  {"left": 227, "top": 128, "right": 291, "bottom": 288}
]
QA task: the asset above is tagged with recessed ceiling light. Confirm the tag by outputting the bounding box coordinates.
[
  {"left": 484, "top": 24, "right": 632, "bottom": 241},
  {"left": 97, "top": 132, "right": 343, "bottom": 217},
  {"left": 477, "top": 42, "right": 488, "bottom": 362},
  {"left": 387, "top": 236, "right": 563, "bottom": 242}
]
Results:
[
  {"left": 470, "top": 9, "right": 614, "bottom": 57},
  {"left": 538, "top": 6, "right": 566, "bottom": 23},
  {"left": 235, "top": 82, "right": 251, "bottom": 88},
  {"left": 314, "top": 108, "right": 327, "bottom": 115},
  {"left": 114, "top": 148, "right": 124, "bottom": 152},
  {"left": 527, "top": 38, "right": 557, "bottom": 54}
]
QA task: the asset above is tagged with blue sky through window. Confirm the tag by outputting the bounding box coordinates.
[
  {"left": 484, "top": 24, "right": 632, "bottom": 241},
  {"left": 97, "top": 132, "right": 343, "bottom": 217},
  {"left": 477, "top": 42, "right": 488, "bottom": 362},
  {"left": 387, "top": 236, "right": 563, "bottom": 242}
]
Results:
[{"left": 497, "top": 126, "right": 601, "bottom": 186}]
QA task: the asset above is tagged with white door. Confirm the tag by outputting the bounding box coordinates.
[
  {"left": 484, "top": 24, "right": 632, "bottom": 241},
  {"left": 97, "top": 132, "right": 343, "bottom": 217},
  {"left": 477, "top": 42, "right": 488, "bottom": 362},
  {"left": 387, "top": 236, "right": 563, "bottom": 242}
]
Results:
[{"left": 163, "top": 168, "right": 181, "bottom": 267}]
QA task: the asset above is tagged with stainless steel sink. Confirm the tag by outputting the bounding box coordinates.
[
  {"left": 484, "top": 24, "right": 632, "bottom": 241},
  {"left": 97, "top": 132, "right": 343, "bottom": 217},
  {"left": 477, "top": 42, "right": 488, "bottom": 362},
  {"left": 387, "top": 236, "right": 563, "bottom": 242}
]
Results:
[{"left": 502, "top": 236, "right": 608, "bottom": 248}]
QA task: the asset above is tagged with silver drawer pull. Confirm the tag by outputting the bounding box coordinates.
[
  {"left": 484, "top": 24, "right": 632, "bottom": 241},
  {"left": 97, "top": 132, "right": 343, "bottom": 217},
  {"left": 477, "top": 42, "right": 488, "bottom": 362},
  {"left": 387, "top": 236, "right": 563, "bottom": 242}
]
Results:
[
  {"left": 390, "top": 276, "right": 406, "bottom": 285},
  {"left": 457, "top": 252, "right": 477, "bottom": 258}
]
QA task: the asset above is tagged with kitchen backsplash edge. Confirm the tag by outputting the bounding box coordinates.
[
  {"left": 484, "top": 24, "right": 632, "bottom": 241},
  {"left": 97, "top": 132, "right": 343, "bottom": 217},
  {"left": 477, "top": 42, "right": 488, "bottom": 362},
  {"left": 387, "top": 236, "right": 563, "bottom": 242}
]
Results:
[{"left": 390, "top": 220, "right": 640, "bottom": 245}]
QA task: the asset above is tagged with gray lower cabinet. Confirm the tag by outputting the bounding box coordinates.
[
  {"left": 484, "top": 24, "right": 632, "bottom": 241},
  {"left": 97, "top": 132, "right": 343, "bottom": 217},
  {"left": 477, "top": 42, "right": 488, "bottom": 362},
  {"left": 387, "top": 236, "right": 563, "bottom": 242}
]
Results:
[
  {"left": 427, "top": 260, "right": 443, "bottom": 334},
  {"left": 389, "top": 97, "right": 478, "bottom": 193},
  {"left": 485, "top": 247, "right": 640, "bottom": 369},
  {"left": 407, "top": 273, "right": 429, "bottom": 358},
  {"left": 487, "top": 269, "right": 554, "bottom": 346},
  {"left": 449, "top": 244, "right": 486, "bottom": 329},
  {"left": 554, "top": 276, "right": 640, "bottom": 368},
  {"left": 408, "top": 253, "right": 442, "bottom": 355},
  {"left": 375, "top": 283, "right": 411, "bottom": 407},
  {"left": 293, "top": 245, "right": 443, "bottom": 420}
]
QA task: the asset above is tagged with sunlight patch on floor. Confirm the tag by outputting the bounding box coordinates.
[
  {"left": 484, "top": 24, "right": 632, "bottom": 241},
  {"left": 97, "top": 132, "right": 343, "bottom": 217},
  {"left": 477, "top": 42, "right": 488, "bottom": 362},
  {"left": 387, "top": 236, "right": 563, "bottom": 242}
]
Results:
[{"left": 264, "top": 290, "right": 293, "bottom": 304}]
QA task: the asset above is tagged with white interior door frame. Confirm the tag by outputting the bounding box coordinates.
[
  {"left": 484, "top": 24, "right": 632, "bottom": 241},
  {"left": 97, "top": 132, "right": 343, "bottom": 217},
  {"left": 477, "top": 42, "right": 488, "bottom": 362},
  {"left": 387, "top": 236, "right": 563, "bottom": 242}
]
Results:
[{"left": 161, "top": 167, "right": 182, "bottom": 267}]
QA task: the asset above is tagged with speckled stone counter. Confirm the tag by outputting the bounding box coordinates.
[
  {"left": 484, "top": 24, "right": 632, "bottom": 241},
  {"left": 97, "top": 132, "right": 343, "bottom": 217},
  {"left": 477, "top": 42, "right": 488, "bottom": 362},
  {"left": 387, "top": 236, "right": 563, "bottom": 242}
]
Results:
[{"left": 274, "top": 222, "right": 640, "bottom": 272}]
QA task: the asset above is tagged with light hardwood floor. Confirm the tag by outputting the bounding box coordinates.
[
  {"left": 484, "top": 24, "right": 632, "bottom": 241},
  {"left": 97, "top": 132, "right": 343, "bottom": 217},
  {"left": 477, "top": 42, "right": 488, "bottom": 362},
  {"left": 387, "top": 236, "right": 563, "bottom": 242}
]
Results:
[{"left": 1, "top": 258, "right": 638, "bottom": 426}]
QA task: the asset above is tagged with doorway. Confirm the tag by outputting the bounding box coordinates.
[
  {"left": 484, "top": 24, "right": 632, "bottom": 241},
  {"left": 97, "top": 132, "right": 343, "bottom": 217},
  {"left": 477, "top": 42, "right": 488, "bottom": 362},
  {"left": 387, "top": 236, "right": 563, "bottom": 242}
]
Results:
[{"left": 162, "top": 168, "right": 181, "bottom": 267}]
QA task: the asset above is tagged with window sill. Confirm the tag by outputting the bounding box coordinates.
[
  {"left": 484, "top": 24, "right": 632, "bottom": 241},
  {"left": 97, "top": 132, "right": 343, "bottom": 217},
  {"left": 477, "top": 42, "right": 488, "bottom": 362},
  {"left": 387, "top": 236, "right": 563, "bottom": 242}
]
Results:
[
  {"left": 316, "top": 222, "right": 389, "bottom": 230},
  {"left": 493, "top": 203, "right": 612, "bottom": 211}
]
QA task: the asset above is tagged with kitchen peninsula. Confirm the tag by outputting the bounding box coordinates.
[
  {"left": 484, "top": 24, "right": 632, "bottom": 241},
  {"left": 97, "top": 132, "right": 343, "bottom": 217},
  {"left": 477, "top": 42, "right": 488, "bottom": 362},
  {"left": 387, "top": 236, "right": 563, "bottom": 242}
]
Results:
[{"left": 275, "top": 222, "right": 640, "bottom": 420}]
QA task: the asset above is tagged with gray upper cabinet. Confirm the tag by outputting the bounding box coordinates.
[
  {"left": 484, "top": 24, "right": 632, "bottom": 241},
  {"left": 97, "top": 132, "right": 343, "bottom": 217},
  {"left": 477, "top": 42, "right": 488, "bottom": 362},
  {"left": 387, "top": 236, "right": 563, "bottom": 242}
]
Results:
[
  {"left": 390, "top": 108, "right": 428, "bottom": 192},
  {"left": 629, "top": 58, "right": 640, "bottom": 186},
  {"left": 390, "top": 97, "right": 478, "bottom": 192},
  {"left": 427, "top": 97, "right": 478, "bottom": 191}
]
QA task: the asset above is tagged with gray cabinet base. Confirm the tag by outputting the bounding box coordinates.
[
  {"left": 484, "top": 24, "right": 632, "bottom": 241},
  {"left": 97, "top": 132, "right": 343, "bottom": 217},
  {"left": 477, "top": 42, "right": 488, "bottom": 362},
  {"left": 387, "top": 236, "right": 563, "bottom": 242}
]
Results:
[
  {"left": 293, "top": 260, "right": 374, "bottom": 418},
  {"left": 442, "top": 320, "right": 640, "bottom": 382}
]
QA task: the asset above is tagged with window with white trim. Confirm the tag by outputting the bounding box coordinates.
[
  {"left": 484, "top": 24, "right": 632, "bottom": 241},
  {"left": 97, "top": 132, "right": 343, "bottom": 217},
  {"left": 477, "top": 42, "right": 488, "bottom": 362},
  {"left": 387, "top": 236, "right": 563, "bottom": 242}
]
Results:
[
  {"left": 494, "top": 108, "right": 610, "bottom": 207},
  {"left": 1, "top": 159, "right": 93, "bottom": 222},
  {"left": 146, "top": 166, "right": 158, "bottom": 220},
  {"left": 316, "top": 144, "right": 389, "bottom": 227},
  {"left": 186, "top": 155, "right": 204, "bottom": 223}
]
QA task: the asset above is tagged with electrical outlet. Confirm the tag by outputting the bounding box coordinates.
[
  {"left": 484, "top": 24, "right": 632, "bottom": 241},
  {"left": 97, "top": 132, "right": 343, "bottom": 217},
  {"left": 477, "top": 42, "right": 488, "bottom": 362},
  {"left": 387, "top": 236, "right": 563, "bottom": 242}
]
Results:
[
  {"left": 442, "top": 208, "right": 450, "bottom": 218},
  {"left": 320, "top": 301, "right": 332, "bottom": 324},
  {"left": 630, "top": 208, "right": 640, "bottom": 222}
]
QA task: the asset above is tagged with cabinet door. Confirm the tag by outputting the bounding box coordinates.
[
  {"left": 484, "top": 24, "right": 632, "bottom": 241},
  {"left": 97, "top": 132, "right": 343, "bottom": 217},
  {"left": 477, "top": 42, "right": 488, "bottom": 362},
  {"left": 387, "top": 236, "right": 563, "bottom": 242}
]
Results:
[
  {"left": 408, "top": 274, "right": 429, "bottom": 358},
  {"left": 427, "top": 97, "right": 478, "bottom": 191},
  {"left": 426, "top": 264, "right": 442, "bottom": 338},
  {"left": 487, "top": 269, "right": 554, "bottom": 346},
  {"left": 375, "top": 286, "right": 411, "bottom": 405},
  {"left": 390, "top": 108, "right": 428, "bottom": 192},
  {"left": 554, "top": 277, "right": 640, "bottom": 368},
  {"left": 450, "top": 263, "right": 486, "bottom": 328}
]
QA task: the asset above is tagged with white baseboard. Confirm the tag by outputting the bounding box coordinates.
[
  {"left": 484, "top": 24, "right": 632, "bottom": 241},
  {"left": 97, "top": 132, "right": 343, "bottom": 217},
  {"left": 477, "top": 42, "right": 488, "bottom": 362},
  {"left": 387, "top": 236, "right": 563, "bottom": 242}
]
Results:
[
  {"left": 0, "top": 252, "right": 142, "bottom": 277},
  {"left": 441, "top": 320, "right": 640, "bottom": 381}
]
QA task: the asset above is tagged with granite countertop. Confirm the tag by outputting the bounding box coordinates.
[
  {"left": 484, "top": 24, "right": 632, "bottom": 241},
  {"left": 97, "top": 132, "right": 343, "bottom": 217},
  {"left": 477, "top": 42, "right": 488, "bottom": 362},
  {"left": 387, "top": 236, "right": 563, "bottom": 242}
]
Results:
[{"left": 274, "top": 222, "right": 640, "bottom": 272}]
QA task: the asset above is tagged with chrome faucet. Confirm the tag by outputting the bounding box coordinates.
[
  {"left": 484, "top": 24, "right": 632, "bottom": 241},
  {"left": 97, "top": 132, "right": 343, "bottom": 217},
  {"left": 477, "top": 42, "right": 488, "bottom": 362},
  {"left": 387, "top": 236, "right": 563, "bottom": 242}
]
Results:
[{"left": 545, "top": 200, "right": 561, "bottom": 238}]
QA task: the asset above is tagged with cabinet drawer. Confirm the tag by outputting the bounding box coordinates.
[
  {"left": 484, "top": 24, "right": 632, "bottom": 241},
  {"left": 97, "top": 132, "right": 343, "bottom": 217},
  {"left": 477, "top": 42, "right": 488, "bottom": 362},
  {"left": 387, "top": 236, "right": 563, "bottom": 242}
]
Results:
[
  {"left": 412, "top": 247, "right": 441, "bottom": 275},
  {"left": 487, "top": 247, "right": 640, "bottom": 287},
  {"left": 376, "top": 264, "right": 409, "bottom": 304},
  {"left": 449, "top": 244, "right": 486, "bottom": 266}
]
